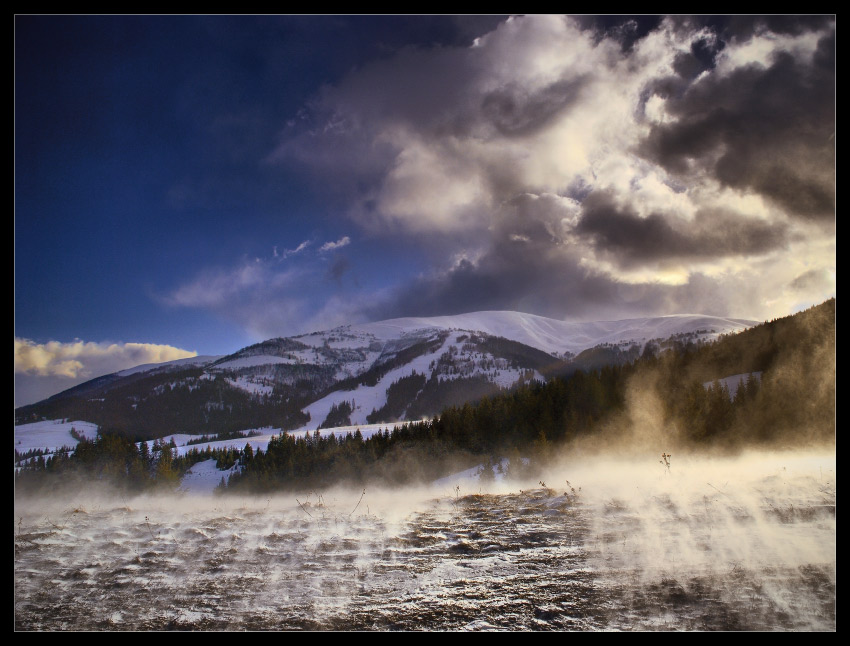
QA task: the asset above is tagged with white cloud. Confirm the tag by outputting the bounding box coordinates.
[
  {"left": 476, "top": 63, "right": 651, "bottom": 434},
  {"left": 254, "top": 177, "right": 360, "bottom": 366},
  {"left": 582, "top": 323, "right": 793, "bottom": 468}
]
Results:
[
  {"left": 265, "top": 15, "right": 832, "bottom": 323},
  {"left": 162, "top": 16, "right": 832, "bottom": 334},
  {"left": 282, "top": 240, "right": 311, "bottom": 257},
  {"left": 14, "top": 339, "right": 199, "bottom": 408},
  {"left": 319, "top": 236, "right": 351, "bottom": 252},
  {"left": 273, "top": 15, "right": 675, "bottom": 236},
  {"left": 14, "top": 338, "right": 197, "bottom": 379},
  {"left": 164, "top": 260, "right": 300, "bottom": 310},
  {"left": 716, "top": 28, "right": 823, "bottom": 72}
]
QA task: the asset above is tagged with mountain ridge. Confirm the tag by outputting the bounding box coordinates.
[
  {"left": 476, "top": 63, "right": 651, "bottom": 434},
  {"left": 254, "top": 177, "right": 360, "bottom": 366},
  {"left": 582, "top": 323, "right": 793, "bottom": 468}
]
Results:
[
  {"left": 293, "top": 310, "right": 758, "bottom": 357},
  {"left": 15, "top": 309, "right": 758, "bottom": 437}
]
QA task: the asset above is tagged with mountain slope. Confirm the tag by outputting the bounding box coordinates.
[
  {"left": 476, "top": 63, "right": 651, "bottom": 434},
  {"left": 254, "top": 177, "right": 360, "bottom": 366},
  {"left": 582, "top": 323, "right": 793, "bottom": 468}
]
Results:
[
  {"left": 15, "top": 310, "right": 757, "bottom": 438},
  {"left": 357, "top": 311, "right": 755, "bottom": 357}
]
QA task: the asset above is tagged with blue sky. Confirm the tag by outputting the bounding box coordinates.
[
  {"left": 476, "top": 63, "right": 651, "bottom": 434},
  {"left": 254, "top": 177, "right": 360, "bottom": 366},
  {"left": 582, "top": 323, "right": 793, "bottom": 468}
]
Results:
[{"left": 15, "top": 15, "right": 835, "bottom": 406}]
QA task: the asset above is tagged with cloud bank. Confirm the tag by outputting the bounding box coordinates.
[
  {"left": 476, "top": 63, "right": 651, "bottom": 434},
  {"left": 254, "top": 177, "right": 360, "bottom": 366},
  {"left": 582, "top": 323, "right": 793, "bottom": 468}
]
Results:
[
  {"left": 15, "top": 338, "right": 197, "bottom": 379},
  {"left": 174, "top": 15, "right": 835, "bottom": 336},
  {"left": 15, "top": 338, "right": 198, "bottom": 407}
]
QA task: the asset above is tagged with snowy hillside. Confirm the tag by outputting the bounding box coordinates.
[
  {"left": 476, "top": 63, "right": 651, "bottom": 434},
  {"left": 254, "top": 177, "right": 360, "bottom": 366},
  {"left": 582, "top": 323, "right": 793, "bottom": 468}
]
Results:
[
  {"left": 344, "top": 311, "right": 755, "bottom": 356},
  {"left": 200, "top": 310, "right": 755, "bottom": 403},
  {"left": 14, "top": 310, "right": 757, "bottom": 442},
  {"left": 14, "top": 419, "right": 98, "bottom": 453},
  {"left": 116, "top": 355, "right": 223, "bottom": 378}
]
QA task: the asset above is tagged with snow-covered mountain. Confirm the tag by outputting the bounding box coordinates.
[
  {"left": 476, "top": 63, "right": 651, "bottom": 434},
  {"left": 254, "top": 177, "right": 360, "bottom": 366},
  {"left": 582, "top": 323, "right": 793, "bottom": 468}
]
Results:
[
  {"left": 341, "top": 311, "right": 755, "bottom": 357},
  {"left": 15, "top": 310, "right": 756, "bottom": 436}
]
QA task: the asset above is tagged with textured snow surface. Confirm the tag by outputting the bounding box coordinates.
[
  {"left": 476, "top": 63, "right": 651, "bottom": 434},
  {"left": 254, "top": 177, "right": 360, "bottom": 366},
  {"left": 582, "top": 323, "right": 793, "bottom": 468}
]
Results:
[{"left": 14, "top": 451, "right": 835, "bottom": 631}]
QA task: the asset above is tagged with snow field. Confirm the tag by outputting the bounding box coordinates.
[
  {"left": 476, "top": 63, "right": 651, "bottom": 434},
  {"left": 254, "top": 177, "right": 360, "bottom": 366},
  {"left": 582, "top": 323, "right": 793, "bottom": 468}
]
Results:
[{"left": 14, "top": 420, "right": 99, "bottom": 453}]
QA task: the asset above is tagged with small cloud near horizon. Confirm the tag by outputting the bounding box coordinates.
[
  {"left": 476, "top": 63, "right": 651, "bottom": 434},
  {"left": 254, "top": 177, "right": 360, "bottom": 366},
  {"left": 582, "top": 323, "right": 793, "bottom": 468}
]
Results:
[{"left": 14, "top": 338, "right": 198, "bottom": 408}]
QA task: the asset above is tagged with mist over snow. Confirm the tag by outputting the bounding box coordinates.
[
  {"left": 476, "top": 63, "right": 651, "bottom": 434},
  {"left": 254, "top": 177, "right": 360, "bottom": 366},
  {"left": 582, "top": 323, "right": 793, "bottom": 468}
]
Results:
[{"left": 14, "top": 449, "right": 835, "bottom": 630}]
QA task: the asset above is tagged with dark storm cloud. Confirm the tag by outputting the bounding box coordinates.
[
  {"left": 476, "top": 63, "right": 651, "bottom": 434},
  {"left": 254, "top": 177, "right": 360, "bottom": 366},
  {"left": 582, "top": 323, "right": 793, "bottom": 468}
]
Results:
[
  {"left": 364, "top": 168, "right": 795, "bottom": 323},
  {"left": 360, "top": 190, "right": 715, "bottom": 322},
  {"left": 639, "top": 27, "right": 835, "bottom": 221},
  {"left": 670, "top": 14, "right": 834, "bottom": 44},
  {"left": 326, "top": 255, "right": 351, "bottom": 285},
  {"left": 493, "top": 193, "right": 576, "bottom": 244},
  {"left": 789, "top": 268, "right": 832, "bottom": 293},
  {"left": 363, "top": 230, "right": 762, "bottom": 324},
  {"left": 575, "top": 191, "right": 788, "bottom": 266},
  {"left": 573, "top": 15, "right": 663, "bottom": 52},
  {"left": 264, "top": 15, "right": 834, "bottom": 327},
  {"left": 482, "top": 76, "right": 588, "bottom": 137},
  {"left": 365, "top": 237, "right": 625, "bottom": 322},
  {"left": 672, "top": 36, "right": 726, "bottom": 79}
]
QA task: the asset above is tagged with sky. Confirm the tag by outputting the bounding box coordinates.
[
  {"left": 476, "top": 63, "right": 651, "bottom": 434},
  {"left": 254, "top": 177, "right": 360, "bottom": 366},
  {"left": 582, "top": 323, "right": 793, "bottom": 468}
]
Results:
[{"left": 14, "top": 15, "right": 835, "bottom": 407}]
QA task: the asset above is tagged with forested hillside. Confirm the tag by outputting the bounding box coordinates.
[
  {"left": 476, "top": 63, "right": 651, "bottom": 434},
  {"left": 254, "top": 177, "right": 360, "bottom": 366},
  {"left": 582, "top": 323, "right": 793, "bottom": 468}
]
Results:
[
  {"left": 15, "top": 300, "right": 834, "bottom": 495},
  {"left": 14, "top": 369, "right": 312, "bottom": 442},
  {"left": 15, "top": 312, "right": 756, "bottom": 441},
  {"left": 223, "top": 298, "right": 837, "bottom": 492}
]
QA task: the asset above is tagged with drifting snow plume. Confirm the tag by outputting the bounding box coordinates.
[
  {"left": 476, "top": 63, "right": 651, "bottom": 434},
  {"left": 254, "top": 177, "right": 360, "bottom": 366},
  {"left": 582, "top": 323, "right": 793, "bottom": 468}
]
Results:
[{"left": 15, "top": 449, "right": 834, "bottom": 630}]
